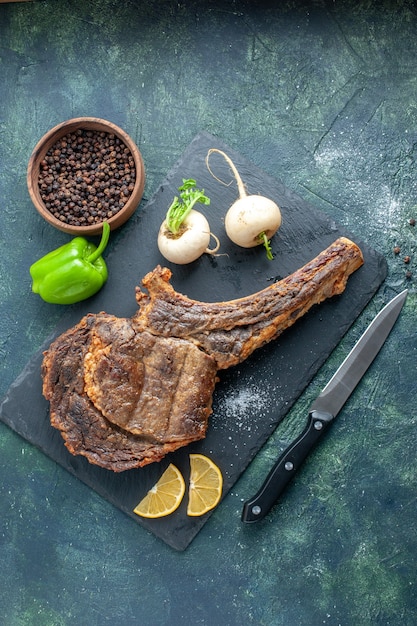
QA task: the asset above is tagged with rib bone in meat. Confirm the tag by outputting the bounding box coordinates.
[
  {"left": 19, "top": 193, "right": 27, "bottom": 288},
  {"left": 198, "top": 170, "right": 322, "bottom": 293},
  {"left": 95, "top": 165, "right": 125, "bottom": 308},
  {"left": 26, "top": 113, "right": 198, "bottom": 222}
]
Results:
[{"left": 42, "top": 237, "right": 364, "bottom": 472}]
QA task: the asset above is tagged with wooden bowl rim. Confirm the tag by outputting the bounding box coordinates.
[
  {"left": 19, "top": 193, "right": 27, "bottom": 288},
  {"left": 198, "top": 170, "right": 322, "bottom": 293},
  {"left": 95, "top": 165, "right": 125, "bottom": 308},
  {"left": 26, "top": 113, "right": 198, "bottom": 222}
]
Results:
[{"left": 27, "top": 117, "right": 145, "bottom": 236}]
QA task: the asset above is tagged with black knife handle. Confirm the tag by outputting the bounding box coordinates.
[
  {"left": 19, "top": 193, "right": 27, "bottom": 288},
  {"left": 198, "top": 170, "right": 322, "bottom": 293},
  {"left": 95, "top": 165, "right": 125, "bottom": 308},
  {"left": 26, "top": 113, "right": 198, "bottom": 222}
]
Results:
[{"left": 241, "top": 410, "right": 334, "bottom": 523}]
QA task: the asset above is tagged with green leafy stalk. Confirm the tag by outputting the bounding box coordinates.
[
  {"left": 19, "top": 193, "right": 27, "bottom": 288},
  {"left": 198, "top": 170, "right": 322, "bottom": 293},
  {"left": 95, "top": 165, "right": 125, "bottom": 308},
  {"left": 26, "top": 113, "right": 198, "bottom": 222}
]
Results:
[
  {"left": 165, "top": 179, "right": 210, "bottom": 235},
  {"left": 259, "top": 231, "right": 273, "bottom": 260}
]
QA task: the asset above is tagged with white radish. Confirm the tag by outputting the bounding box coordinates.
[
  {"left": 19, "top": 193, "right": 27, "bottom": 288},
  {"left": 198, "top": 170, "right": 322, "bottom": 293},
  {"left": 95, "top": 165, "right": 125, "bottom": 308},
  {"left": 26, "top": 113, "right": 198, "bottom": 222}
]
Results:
[
  {"left": 206, "top": 148, "right": 282, "bottom": 259},
  {"left": 158, "top": 209, "right": 220, "bottom": 265},
  {"left": 157, "top": 178, "right": 220, "bottom": 265}
]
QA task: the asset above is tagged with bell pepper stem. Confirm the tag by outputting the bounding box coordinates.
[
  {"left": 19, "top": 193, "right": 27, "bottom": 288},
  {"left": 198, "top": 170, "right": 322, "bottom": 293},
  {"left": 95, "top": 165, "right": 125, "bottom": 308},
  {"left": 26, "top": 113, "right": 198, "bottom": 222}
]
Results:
[{"left": 86, "top": 222, "right": 110, "bottom": 264}]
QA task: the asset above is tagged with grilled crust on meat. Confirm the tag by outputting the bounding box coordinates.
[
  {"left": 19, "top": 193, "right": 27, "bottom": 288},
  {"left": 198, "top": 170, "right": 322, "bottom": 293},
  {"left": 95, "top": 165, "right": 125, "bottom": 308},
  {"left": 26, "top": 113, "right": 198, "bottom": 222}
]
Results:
[
  {"left": 42, "top": 237, "right": 364, "bottom": 472},
  {"left": 42, "top": 314, "right": 218, "bottom": 471},
  {"left": 133, "top": 236, "right": 364, "bottom": 369}
]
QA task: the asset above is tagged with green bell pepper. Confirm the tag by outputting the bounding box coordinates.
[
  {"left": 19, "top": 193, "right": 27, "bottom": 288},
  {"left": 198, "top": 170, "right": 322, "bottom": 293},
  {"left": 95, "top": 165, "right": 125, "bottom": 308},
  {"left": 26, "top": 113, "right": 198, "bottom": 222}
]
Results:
[{"left": 30, "top": 222, "right": 110, "bottom": 305}]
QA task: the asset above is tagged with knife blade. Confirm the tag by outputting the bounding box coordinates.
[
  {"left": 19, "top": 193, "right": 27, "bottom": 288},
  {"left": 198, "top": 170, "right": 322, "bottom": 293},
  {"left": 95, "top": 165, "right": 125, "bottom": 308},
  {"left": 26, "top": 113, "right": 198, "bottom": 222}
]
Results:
[{"left": 241, "top": 289, "right": 408, "bottom": 523}]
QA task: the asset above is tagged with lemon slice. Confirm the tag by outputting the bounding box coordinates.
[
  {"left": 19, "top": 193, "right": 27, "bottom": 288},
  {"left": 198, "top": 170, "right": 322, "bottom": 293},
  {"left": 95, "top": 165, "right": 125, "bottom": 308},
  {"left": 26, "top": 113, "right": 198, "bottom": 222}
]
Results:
[
  {"left": 187, "top": 454, "right": 223, "bottom": 516},
  {"left": 133, "top": 464, "right": 185, "bottom": 518}
]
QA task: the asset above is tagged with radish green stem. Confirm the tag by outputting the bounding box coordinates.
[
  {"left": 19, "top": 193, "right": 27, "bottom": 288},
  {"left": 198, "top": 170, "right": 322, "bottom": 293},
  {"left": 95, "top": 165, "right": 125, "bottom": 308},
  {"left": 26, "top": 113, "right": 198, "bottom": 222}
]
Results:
[
  {"left": 166, "top": 179, "right": 210, "bottom": 235},
  {"left": 259, "top": 232, "right": 273, "bottom": 260}
]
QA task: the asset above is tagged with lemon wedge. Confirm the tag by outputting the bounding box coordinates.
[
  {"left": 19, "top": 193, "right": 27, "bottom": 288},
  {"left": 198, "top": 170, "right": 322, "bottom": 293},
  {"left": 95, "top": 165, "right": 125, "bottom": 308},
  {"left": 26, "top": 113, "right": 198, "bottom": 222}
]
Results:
[
  {"left": 133, "top": 464, "right": 185, "bottom": 518},
  {"left": 187, "top": 454, "right": 223, "bottom": 516}
]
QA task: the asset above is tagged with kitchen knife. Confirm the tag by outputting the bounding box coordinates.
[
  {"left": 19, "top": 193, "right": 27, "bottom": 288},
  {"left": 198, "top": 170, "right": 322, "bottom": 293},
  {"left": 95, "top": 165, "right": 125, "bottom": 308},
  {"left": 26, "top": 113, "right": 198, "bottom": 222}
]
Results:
[{"left": 241, "top": 289, "right": 408, "bottom": 523}]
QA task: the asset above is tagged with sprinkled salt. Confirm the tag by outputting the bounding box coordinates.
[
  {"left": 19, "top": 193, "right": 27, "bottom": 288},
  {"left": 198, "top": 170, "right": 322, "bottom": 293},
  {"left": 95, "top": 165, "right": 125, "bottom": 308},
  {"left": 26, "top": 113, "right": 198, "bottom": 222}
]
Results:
[{"left": 214, "top": 377, "right": 272, "bottom": 432}]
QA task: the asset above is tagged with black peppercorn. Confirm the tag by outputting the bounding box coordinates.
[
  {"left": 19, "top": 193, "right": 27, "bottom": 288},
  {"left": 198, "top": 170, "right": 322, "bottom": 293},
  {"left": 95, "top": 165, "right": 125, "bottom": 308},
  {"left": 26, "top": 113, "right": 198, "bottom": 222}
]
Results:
[{"left": 38, "top": 129, "right": 136, "bottom": 226}]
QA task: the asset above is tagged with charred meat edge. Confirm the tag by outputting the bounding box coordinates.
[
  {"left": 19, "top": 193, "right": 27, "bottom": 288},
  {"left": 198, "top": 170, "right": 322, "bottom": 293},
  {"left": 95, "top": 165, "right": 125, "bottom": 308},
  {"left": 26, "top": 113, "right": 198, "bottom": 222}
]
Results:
[{"left": 42, "top": 237, "right": 364, "bottom": 472}]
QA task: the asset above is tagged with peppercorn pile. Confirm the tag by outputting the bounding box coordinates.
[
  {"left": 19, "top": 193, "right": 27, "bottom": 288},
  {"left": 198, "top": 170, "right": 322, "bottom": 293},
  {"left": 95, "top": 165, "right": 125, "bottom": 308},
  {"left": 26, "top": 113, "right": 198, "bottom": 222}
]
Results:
[{"left": 38, "top": 129, "right": 136, "bottom": 227}]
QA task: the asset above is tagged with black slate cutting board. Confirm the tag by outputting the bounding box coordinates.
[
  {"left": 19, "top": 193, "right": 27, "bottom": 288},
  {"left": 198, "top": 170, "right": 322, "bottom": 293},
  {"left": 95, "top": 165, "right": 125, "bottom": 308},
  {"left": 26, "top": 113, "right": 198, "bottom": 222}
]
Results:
[{"left": 0, "top": 132, "right": 387, "bottom": 550}]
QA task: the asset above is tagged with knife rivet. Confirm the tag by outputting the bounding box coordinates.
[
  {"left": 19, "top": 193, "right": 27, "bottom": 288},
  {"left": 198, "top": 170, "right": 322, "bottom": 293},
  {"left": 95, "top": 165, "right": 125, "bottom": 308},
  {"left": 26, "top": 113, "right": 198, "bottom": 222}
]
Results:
[
  {"left": 252, "top": 505, "right": 262, "bottom": 516},
  {"left": 314, "top": 420, "right": 323, "bottom": 430},
  {"left": 285, "top": 461, "right": 294, "bottom": 471}
]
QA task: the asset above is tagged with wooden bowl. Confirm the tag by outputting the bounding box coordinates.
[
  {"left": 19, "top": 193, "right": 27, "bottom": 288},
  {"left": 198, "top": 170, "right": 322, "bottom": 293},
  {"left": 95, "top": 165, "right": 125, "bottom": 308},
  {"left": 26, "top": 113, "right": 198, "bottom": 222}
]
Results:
[{"left": 27, "top": 117, "right": 145, "bottom": 235}]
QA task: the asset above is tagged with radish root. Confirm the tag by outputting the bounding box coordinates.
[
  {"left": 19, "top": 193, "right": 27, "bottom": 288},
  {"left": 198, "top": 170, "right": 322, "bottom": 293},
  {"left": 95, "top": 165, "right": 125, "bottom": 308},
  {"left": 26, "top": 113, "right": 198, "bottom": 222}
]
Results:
[
  {"left": 206, "top": 148, "right": 247, "bottom": 198},
  {"left": 205, "top": 232, "right": 221, "bottom": 255}
]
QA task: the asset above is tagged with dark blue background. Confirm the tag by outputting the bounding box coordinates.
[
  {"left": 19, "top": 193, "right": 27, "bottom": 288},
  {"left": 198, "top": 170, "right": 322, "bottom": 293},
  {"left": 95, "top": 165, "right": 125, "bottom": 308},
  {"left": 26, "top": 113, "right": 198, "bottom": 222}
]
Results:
[{"left": 0, "top": 1, "right": 416, "bottom": 624}]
